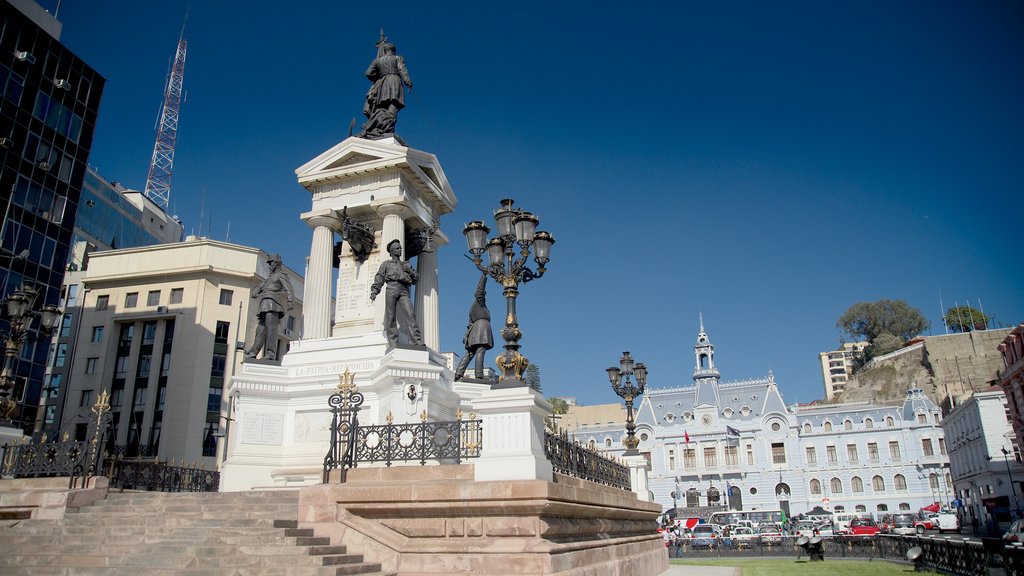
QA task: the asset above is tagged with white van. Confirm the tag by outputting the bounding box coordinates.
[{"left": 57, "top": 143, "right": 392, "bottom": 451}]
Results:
[{"left": 833, "top": 512, "right": 856, "bottom": 534}]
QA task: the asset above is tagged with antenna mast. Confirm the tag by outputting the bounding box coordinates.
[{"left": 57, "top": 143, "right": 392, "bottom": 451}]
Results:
[{"left": 144, "top": 28, "right": 188, "bottom": 210}]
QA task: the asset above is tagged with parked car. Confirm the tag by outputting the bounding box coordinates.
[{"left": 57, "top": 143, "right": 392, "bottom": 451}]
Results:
[
  {"left": 814, "top": 522, "right": 836, "bottom": 538},
  {"left": 691, "top": 524, "right": 719, "bottom": 549},
  {"left": 729, "top": 526, "right": 757, "bottom": 548},
  {"left": 1004, "top": 519, "right": 1024, "bottom": 543},
  {"left": 890, "top": 513, "right": 917, "bottom": 536},
  {"left": 849, "top": 517, "right": 880, "bottom": 536},
  {"left": 757, "top": 524, "right": 783, "bottom": 544},
  {"left": 936, "top": 513, "right": 960, "bottom": 534},
  {"left": 914, "top": 512, "right": 939, "bottom": 534},
  {"left": 794, "top": 522, "right": 818, "bottom": 538}
]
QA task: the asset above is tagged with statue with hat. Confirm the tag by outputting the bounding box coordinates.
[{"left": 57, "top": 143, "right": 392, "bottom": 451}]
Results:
[
  {"left": 369, "top": 239, "right": 423, "bottom": 349},
  {"left": 246, "top": 253, "right": 293, "bottom": 361},
  {"left": 358, "top": 31, "right": 413, "bottom": 139}
]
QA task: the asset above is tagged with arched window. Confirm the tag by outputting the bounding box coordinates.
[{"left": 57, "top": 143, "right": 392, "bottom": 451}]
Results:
[
  {"left": 844, "top": 420, "right": 853, "bottom": 431},
  {"left": 809, "top": 479, "right": 822, "bottom": 495},
  {"left": 873, "top": 475, "right": 885, "bottom": 492},
  {"left": 899, "top": 502, "right": 911, "bottom": 510},
  {"left": 605, "top": 438, "right": 612, "bottom": 448},
  {"left": 803, "top": 423, "right": 812, "bottom": 434},
  {"left": 830, "top": 477, "right": 843, "bottom": 494},
  {"left": 929, "top": 474, "right": 940, "bottom": 491},
  {"left": 824, "top": 421, "right": 833, "bottom": 432},
  {"left": 855, "top": 504, "right": 866, "bottom": 512},
  {"left": 864, "top": 418, "right": 874, "bottom": 429},
  {"left": 686, "top": 489, "right": 700, "bottom": 508},
  {"left": 588, "top": 440, "right": 596, "bottom": 450},
  {"left": 852, "top": 476, "right": 864, "bottom": 493},
  {"left": 834, "top": 505, "right": 845, "bottom": 512},
  {"left": 894, "top": 474, "right": 907, "bottom": 491},
  {"left": 877, "top": 504, "right": 888, "bottom": 512},
  {"left": 886, "top": 416, "right": 895, "bottom": 426}
]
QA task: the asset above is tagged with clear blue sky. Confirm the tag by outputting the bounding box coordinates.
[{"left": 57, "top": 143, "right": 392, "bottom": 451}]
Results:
[{"left": 48, "top": 1, "right": 1023, "bottom": 406}]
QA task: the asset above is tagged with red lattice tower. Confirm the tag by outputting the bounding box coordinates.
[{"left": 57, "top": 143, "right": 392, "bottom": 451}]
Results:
[{"left": 144, "top": 37, "right": 187, "bottom": 210}]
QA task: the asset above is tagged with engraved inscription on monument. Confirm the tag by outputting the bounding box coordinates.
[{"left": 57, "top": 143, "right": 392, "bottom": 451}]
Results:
[
  {"left": 336, "top": 248, "right": 382, "bottom": 322},
  {"left": 240, "top": 411, "right": 285, "bottom": 445}
]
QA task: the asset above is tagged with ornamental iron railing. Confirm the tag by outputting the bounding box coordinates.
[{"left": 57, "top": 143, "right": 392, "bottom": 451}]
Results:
[
  {"left": 322, "top": 369, "right": 482, "bottom": 483},
  {"left": 106, "top": 458, "right": 219, "bottom": 492},
  {"left": 667, "top": 533, "right": 1007, "bottom": 575},
  {"left": 0, "top": 391, "right": 113, "bottom": 488},
  {"left": 544, "top": 429, "right": 631, "bottom": 491}
]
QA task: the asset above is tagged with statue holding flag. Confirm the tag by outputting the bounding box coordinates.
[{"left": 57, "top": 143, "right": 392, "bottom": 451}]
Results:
[{"left": 358, "top": 31, "right": 413, "bottom": 139}]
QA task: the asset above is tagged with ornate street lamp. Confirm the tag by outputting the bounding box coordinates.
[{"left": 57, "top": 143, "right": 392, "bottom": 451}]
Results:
[
  {"left": 463, "top": 199, "right": 555, "bottom": 388},
  {"left": 0, "top": 284, "right": 61, "bottom": 423},
  {"left": 607, "top": 351, "right": 647, "bottom": 456}
]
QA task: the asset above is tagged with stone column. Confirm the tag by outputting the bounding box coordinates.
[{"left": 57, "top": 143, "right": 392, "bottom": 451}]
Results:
[
  {"left": 415, "top": 232, "right": 446, "bottom": 351},
  {"left": 375, "top": 203, "right": 410, "bottom": 257},
  {"left": 470, "top": 387, "right": 553, "bottom": 482},
  {"left": 624, "top": 454, "right": 652, "bottom": 501},
  {"left": 300, "top": 210, "right": 341, "bottom": 339}
]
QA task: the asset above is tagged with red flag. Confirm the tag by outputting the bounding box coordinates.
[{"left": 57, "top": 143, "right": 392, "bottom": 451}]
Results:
[{"left": 684, "top": 431, "right": 690, "bottom": 444}]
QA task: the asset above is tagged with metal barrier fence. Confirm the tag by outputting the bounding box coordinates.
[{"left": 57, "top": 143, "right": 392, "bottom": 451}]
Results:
[
  {"left": 666, "top": 534, "right": 1017, "bottom": 576},
  {"left": 544, "top": 429, "right": 631, "bottom": 491},
  {"left": 322, "top": 372, "right": 482, "bottom": 482},
  {"left": 107, "top": 458, "right": 219, "bottom": 492},
  {"left": 0, "top": 439, "right": 93, "bottom": 488}
]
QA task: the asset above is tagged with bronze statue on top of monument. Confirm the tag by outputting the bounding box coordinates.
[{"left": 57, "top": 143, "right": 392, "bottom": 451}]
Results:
[{"left": 357, "top": 32, "right": 413, "bottom": 141}]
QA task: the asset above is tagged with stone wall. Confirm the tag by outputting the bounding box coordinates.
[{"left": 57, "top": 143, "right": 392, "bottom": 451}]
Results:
[{"left": 299, "top": 464, "right": 666, "bottom": 576}]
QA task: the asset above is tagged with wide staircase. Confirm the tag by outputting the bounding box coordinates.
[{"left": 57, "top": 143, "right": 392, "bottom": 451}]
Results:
[{"left": 0, "top": 490, "right": 394, "bottom": 575}]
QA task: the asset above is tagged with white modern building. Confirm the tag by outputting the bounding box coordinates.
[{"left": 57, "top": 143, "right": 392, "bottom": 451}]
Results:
[
  {"left": 942, "top": 387, "right": 1024, "bottom": 530},
  {"left": 566, "top": 323, "right": 951, "bottom": 519},
  {"left": 59, "top": 237, "right": 303, "bottom": 467},
  {"left": 819, "top": 341, "right": 868, "bottom": 400}
]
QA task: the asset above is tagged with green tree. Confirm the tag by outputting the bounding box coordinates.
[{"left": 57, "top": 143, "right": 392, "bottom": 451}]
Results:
[
  {"left": 548, "top": 397, "right": 569, "bottom": 415},
  {"left": 837, "top": 299, "right": 929, "bottom": 343},
  {"left": 943, "top": 305, "right": 990, "bottom": 333},
  {"left": 524, "top": 364, "right": 542, "bottom": 391}
]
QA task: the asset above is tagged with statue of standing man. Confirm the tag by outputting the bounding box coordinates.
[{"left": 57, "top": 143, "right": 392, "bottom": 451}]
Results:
[
  {"left": 246, "top": 253, "right": 293, "bottom": 361},
  {"left": 370, "top": 239, "right": 423, "bottom": 349},
  {"left": 358, "top": 33, "right": 413, "bottom": 139},
  {"left": 455, "top": 274, "right": 493, "bottom": 381}
]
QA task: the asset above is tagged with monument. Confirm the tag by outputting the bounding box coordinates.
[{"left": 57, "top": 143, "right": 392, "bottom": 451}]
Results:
[{"left": 220, "top": 34, "right": 665, "bottom": 576}]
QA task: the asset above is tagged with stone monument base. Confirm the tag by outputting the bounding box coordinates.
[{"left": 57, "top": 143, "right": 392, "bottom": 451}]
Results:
[{"left": 299, "top": 465, "right": 666, "bottom": 576}]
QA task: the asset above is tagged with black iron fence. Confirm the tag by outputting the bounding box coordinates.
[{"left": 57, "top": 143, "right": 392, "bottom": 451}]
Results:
[
  {"left": 1, "top": 391, "right": 218, "bottom": 493},
  {"left": 107, "top": 458, "right": 219, "bottom": 492},
  {"left": 544, "top": 430, "right": 631, "bottom": 491},
  {"left": 322, "top": 374, "right": 482, "bottom": 482},
  {"left": 0, "top": 438, "right": 95, "bottom": 488},
  {"left": 666, "top": 533, "right": 1018, "bottom": 576}
]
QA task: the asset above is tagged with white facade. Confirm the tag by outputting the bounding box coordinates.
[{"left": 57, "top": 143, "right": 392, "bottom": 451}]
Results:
[
  {"left": 942, "top": 388, "right": 1024, "bottom": 529},
  {"left": 60, "top": 238, "right": 303, "bottom": 466},
  {"left": 566, "top": 325, "right": 950, "bottom": 519}
]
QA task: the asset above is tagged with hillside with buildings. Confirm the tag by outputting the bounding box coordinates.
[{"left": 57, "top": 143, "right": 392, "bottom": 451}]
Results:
[{"left": 834, "top": 328, "right": 1013, "bottom": 410}]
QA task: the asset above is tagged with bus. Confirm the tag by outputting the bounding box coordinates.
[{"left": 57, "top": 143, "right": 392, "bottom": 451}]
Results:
[{"left": 707, "top": 509, "right": 786, "bottom": 529}]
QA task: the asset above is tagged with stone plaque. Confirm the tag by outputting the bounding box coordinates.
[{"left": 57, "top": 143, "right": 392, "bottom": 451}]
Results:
[
  {"left": 294, "top": 410, "right": 332, "bottom": 443},
  {"left": 336, "top": 248, "right": 381, "bottom": 322},
  {"left": 240, "top": 411, "right": 284, "bottom": 445}
]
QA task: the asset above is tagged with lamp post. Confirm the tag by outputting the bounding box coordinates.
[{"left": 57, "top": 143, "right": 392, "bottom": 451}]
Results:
[
  {"left": 606, "top": 351, "right": 647, "bottom": 456},
  {"left": 1001, "top": 447, "right": 1021, "bottom": 517},
  {"left": 1, "top": 284, "right": 61, "bottom": 427},
  {"left": 463, "top": 199, "right": 555, "bottom": 388}
]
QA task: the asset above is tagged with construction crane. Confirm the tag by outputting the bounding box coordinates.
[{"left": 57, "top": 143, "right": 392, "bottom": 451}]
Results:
[{"left": 143, "top": 31, "right": 187, "bottom": 211}]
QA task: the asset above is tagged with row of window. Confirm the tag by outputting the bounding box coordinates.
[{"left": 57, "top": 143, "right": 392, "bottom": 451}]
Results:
[
  {"left": 802, "top": 412, "right": 939, "bottom": 434},
  {"left": 96, "top": 288, "right": 238, "bottom": 310},
  {"left": 808, "top": 471, "right": 952, "bottom": 496}
]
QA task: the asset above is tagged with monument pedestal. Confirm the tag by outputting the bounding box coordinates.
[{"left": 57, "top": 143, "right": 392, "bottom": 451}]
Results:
[
  {"left": 471, "top": 385, "right": 553, "bottom": 482},
  {"left": 298, "top": 465, "right": 667, "bottom": 576}
]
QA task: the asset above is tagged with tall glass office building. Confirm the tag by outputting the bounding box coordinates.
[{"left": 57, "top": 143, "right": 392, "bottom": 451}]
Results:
[{"left": 0, "top": 0, "right": 104, "bottom": 433}]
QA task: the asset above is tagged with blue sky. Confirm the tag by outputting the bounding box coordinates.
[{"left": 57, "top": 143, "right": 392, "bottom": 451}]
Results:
[{"left": 48, "top": 1, "right": 1023, "bottom": 406}]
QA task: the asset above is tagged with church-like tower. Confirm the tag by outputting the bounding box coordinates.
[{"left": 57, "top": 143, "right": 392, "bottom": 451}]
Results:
[{"left": 693, "top": 315, "right": 721, "bottom": 408}]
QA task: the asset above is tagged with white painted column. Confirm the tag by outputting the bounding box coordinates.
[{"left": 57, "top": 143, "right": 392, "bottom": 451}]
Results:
[
  {"left": 624, "top": 454, "right": 652, "bottom": 501},
  {"left": 376, "top": 203, "right": 409, "bottom": 257},
  {"left": 300, "top": 210, "right": 340, "bottom": 339},
  {"left": 415, "top": 232, "right": 446, "bottom": 351}
]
